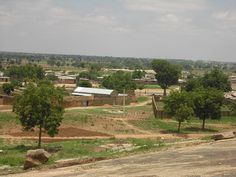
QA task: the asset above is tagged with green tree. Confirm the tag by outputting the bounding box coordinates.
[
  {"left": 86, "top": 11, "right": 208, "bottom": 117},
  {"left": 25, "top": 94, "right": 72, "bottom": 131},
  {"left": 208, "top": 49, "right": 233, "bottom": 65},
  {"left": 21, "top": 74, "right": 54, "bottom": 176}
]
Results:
[
  {"left": 2, "top": 83, "right": 14, "bottom": 95},
  {"left": 183, "top": 78, "right": 202, "bottom": 92},
  {"left": 164, "top": 91, "right": 193, "bottom": 132},
  {"left": 152, "top": 60, "right": 181, "bottom": 96},
  {"left": 13, "top": 81, "right": 64, "bottom": 148},
  {"left": 202, "top": 68, "right": 231, "bottom": 92},
  {"left": 175, "top": 105, "right": 193, "bottom": 132},
  {"left": 77, "top": 80, "right": 92, "bottom": 87},
  {"left": 77, "top": 71, "right": 99, "bottom": 80},
  {"left": 192, "top": 88, "right": 224, "bottom": 130},
  {"left": 5, "top": 64, "right": 45, "bottom": 82},
  {"left": 102, "top": 71, "right": 136, "bottom": 93},
  {"left": 132, "top": 69, "right": 145, "bottom": 79}
]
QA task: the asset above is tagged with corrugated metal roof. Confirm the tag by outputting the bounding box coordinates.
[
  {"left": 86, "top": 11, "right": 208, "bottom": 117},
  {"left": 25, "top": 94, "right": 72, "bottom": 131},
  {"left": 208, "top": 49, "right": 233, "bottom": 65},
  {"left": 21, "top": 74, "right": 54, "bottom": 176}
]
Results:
[
  {"left": 74, "top": 87, "right": 114, "bottom": 95},
  {"left": 72, "top": 92, "right": 92, "bottom": 96}
]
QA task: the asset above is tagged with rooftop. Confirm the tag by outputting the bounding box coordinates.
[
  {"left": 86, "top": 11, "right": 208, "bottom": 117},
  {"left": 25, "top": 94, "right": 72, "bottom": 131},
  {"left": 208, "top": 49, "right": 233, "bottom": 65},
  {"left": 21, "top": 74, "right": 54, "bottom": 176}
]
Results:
[{"left": 74, "top": 87, "right": 114, "bottom": 95}]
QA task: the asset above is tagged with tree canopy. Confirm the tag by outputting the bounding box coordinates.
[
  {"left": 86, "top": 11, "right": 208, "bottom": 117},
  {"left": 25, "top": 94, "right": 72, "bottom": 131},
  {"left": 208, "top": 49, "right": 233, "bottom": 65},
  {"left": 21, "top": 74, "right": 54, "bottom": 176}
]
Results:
[
  {"left": 164, "top": 91, "right": 194, "bottom": 132},
  {"left": 152, "top": 60, "right": 181, "bottom": 96},
  {"left": 192, "top": 88, "right": 224, "bottom": 129},
  {"left": 5, "top": 64, "right": 45, "bottom": 82},
  {"left": 202, "top": 68, "right": 231, "bottom": 92},
  {"left": 102, "top": 71, "right": 136, "bottom": 93},
  {"left": 132, "top": 69, "right": 145, "bottom": 79},
  {"left": 13, "top": 81, "right": 64, "bottom": 147},
  {"left": 77, "top": 80, "right": 92, "bottom": 88},
  {"left": 184, "top": 68, "right": 231, "bottom": 92},
  {"left": 2, "top": 83, "right": 14, "bottom": 95}
]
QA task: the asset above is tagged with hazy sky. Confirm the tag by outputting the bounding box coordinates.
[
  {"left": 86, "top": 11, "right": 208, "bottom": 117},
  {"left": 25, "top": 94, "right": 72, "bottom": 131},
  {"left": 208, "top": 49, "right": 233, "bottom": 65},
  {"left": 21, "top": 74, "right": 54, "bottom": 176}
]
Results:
[{"left": 0, "top": 0, "right": 236, "bottom": 61}]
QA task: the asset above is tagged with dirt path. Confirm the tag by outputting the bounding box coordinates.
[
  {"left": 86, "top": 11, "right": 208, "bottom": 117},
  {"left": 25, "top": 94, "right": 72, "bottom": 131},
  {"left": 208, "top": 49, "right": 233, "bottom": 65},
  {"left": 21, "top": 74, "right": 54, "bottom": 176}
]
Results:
[
  {"left": 8, "top": 139, "right": 236, "bottom": 177},
  {"left": 0, "top": 100, "right": 152, "bottom": 113},
  {"left": 66, "top": 100, "right": 151, "bottom": 111}
]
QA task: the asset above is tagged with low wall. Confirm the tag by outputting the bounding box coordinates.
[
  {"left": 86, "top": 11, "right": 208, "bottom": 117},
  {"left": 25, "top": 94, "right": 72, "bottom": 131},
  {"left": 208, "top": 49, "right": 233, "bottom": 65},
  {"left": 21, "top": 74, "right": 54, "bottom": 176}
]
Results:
[
  {"left": 0, "top": 95, "right": 14, "bottom": 105},
  {"left": 63, "top": 95, "right": 134, "bottom": 108}
]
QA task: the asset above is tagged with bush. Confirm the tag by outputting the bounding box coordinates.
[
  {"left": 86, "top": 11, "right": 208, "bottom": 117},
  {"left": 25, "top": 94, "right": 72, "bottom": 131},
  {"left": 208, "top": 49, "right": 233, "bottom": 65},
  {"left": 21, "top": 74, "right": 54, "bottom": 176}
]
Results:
[
  {"left": 2, "top": 83, "right": 14, "bottom": 95},
  {"left": 77, "top": 80, "right": 92, "bottom": 88}
]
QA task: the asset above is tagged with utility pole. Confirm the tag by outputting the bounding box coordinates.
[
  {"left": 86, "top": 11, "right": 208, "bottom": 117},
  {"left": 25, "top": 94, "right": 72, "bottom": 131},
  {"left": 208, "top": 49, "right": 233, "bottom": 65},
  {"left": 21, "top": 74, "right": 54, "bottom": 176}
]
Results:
[{"left": 123, "top": 88, "right": 126, "bottom": 114}]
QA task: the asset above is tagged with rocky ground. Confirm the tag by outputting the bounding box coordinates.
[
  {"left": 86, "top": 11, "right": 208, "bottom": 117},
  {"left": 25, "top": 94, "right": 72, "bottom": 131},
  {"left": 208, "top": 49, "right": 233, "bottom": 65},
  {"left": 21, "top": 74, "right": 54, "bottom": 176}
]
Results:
[{"left": 7, "top": 139, "right": 236, "bottom": 177}]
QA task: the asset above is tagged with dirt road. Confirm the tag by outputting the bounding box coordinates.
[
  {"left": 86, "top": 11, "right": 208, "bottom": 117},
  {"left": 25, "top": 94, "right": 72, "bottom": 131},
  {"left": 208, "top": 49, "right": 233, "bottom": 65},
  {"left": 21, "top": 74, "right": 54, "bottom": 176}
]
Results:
[{"left": 7, "top": 139, "right": 236, "bottom": 177}]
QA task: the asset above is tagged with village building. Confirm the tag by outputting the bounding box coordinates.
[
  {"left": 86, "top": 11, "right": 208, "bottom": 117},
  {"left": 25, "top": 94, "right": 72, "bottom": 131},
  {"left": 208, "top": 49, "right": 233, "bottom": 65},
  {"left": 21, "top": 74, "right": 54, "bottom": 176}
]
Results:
[
  {"left": 72, "top": 87, "right": 118, "bottom": 98},
  {"left": 0, "top": 76, "right": 10, "bottom": 83},
  {"left": 58, "top": 76, "right": 76, "bottom": 84},
  {"left": 63, "top": 87, "right": 132, "bottom": 107}
]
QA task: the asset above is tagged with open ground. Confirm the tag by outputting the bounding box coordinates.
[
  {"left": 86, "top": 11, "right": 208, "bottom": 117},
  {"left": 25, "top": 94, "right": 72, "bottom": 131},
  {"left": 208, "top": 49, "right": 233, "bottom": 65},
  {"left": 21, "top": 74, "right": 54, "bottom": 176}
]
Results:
[{"left": 7, "top": 139, "right": 236, "bottom": 177}]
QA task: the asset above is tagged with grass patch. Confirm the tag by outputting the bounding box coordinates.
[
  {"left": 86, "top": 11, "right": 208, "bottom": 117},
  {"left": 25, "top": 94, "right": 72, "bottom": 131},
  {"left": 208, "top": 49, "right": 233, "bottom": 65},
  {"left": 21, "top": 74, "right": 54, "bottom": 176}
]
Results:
[
  {"left": 0, "top": 112, "right": 18, "bottom": 123},
  {"left": 0, "top": 137, "right": 166, "bottom": 172},
  {"left": 137, "top": 96, "right": 149, "bottom": 103},
  {"left": 130, "top": 117, "right": 220, "bottom": 134},
  {"left": 144, "top": 84, "right": 161, "bottom": 89}
]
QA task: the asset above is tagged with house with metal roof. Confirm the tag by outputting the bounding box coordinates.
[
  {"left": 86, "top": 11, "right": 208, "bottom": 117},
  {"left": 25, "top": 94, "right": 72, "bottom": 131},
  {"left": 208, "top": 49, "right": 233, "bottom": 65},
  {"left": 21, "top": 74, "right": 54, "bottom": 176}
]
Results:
[
  {"left": 72, "top": 87, "right": 118, "bottom": 98},
  {"left": 58, "top": 76, "right": 76, "bottom": 84}
]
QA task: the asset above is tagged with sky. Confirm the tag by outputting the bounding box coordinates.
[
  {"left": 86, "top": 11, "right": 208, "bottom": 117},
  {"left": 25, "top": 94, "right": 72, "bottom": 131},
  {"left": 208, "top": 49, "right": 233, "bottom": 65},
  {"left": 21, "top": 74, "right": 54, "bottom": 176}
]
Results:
[{"left": 0, "top": 0, "right": 236, "bottom": 62}]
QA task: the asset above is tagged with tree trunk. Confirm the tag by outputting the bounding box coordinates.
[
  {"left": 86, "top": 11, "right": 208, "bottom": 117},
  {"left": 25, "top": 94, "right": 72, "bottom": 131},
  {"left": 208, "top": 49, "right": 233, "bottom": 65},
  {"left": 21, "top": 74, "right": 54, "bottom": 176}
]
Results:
[
  {"left": 178, "top": 121, "right": 181, "bottom": 132},
  {"left": 202, "top": 118, "right": 206, "bottom": 130},
  {"left": 38, "top": 124, "right": 42, "bottom": 148},
  {"left": 163, "top": 88, "right": 167, "bottom": 96}
]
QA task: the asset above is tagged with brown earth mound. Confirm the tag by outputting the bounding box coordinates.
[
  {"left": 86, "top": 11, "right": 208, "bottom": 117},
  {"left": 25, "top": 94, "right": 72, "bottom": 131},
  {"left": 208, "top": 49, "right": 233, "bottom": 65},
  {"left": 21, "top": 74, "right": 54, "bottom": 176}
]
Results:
[{"left": 9, "top": 127, "right": 110, "bottom": 137}]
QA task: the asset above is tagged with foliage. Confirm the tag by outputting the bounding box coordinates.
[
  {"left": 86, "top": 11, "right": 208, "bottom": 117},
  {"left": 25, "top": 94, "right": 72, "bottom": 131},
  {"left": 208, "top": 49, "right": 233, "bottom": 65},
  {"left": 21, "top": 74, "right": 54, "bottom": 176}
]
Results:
[
  {"left": 5, "top": 64, "right": 45, "bottom": 82},
  {"left": 77, "top": 80, "right": 92, "bottom": 88},
  {"left": 46, "top": 74, "right": 58, "bottom": 81},
  {"left": 175, "top": 105, "right": 193, "bottom": 132},
  {"left": 77, "top": 71, "right": 99, "bottom": 80},
  {"left": 102, "top": 71, "right": 137, "bottom": 93},
  {"left": 184, "top": 68, "right": 231, "bottom": 92},
  {"left": 137, "top": 96, "right": 149, "bottom": 103},
  {"left": 192, "top": 88, "right": 224, "bottom": 129},
  {"left": 13, "top": 81, "right": 65, "bottom": 147},
  {"left": 152, "top": 60, "right": 181, "bottom": 96},
  {"left": 137, "top": 84, "right": 145, "bottom": 90},
  {"left": 202, "top": 68, "right": 231, "bottom": 92},
  {"left": 164, "top": 91, "right": 194, "bottom": 132},
  {"left": 10, "top": 79, "right": 22, "bottom": 87},
  {"left": 2, "top": 83, "right": 14, "bottom": 95},
  {"left": 183, "top": 78, "right": 202, "bottom": 92},
  {"left": 164, "top": 91, "right": 193, "bottom": 116},
  {"left": 132, "top": 69, "right": 145, "bottom": 79}
]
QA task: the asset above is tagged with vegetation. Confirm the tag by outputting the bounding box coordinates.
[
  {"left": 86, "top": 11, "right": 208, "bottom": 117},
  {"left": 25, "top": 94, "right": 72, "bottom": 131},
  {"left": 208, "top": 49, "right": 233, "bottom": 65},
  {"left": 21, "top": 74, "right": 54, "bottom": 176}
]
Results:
[
  {"left": 132, "top": 69, "right": 146, "bottom": 79},
  {"left": 137, "top": 96, "right": 149, "bottom": 103},
  {"left": 164, "top": 91, "right": 194, "bottom": 132},
  {"left": 202, "top": 68, "right": 231, "bottom": 92},
  {"left": 4, "top": 64, "right": 45, "bottom": 82},
  {"left": 192, "top": 88, "right": 224, "bottom": 130},
  {"left": 152, "top": 60, "right": 181, "bottom": 96},
  {"left": 2, "top": 83, "right": 14, "bottom": 95},
  {"left": 102, "top": 71, "right": 136, "bottom": 93},
  {"left": 77, "top": 80, "right": 92, "bottom": 88},
  {"left": 184, "top": 68, "right": 232, "bottom": 92},
  {"left": 13, "top": 81, "right": 65, "bottom": 148}
]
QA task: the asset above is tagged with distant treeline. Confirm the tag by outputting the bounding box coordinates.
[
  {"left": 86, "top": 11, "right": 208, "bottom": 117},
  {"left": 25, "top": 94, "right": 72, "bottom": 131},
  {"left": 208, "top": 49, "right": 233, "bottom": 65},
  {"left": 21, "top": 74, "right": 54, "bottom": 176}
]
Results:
[{"left": 0, "top": 51, "right": 236, "bottom": 71}]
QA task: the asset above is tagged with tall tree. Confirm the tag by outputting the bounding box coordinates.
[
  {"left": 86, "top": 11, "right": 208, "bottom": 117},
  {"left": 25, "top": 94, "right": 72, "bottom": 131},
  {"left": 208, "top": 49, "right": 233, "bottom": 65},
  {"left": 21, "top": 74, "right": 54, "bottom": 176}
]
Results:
[
  {"left": 152, "top": 60, "right": 181, "bottom": 96},
  {"left": 164, "top": 91, "right": 193, "bottom": 132},
  {"left": 192, "top": 88, "right": 224, "bottom": 130},
  {"left": 202, "top": 68, "right": 231, "bottom": 92},
  {"left": 102, "top": 71, "right": 136, "bottom": 93},
  {"left": 13, "top": 81, "right": 64, "bottom": 148}
]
